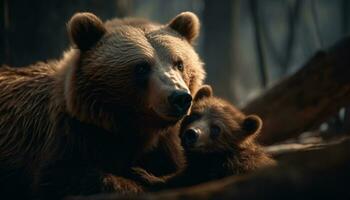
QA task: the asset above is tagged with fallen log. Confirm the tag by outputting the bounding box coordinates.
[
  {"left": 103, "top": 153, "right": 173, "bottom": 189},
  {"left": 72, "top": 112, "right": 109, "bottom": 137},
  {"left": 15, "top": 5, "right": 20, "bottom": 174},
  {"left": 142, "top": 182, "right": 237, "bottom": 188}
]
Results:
[
  {"left": 264, "top": 135, "right": 350, "bottom": 159},
  {"left": 67, "top": 137, "right": 350, "bottom": 200},
  {"left": 243, "top": 37, "right": 350, "bottom": 145}
]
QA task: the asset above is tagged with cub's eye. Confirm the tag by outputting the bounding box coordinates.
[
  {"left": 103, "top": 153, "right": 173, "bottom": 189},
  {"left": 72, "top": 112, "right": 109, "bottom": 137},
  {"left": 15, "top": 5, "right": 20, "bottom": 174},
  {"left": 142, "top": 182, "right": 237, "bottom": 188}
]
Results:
[
  {"left": 135, "top": 62, "right": 151, "bottom": 75},
  {"left": 210, "top": 125, "right": 221, "bottom": 139},
  {"left": 174, "top": 60, "right": 184, "bottom": 72}
]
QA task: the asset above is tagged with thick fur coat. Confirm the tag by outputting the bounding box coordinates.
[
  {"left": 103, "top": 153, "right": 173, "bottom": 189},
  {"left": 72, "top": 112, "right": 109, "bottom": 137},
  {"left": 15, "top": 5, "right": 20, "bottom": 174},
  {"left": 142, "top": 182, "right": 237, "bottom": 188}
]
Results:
[{"left": 0, "top": 12, "right": 205, "bottom": 199}]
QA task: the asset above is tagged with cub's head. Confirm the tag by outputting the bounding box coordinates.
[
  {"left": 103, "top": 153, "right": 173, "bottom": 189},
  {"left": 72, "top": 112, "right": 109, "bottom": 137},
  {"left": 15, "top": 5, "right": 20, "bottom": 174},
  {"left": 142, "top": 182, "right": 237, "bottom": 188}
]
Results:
[
  {"left": 180, "top": 85, "right": 263, "bottom": 153},
  {"left": 64, "top": 12, "right": 205, "bottom": 127}
]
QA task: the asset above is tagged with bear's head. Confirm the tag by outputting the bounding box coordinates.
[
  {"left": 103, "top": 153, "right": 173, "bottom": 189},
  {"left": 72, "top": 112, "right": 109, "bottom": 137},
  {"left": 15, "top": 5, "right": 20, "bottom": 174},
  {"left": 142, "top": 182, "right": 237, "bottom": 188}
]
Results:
[
  {"left": 180, "top": 85, "right": 263, "bottom": 153},
  {"left": 63, "top": 12, "right": 205, "bottom": 130}
]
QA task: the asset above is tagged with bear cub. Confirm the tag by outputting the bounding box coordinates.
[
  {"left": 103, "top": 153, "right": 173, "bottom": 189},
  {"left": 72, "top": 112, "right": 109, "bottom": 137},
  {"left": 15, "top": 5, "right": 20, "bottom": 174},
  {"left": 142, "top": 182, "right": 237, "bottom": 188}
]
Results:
[{"left": 134, "top": 85, "right": 276, "bottom": 190}]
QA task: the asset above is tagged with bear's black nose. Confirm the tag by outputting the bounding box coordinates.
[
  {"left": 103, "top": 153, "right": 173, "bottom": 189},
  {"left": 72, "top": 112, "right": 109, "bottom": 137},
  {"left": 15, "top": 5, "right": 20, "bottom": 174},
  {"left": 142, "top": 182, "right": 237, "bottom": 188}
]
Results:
[
  {"left": 168, "top": 91, "right": 192, "bottom": 116},
  {"left": 182, "top": 128, "right": 199, "bottom": 147}
]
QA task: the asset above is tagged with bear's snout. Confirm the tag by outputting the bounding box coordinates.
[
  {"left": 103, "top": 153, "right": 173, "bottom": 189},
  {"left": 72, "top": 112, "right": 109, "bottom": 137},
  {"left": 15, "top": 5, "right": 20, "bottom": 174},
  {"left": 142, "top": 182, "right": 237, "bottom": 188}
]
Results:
[
  {"left": 181, "top": 128, "right": 200, "bottom": 148},
  {"left": 168, "top": 91, "right": 192, "bottom": 117}
]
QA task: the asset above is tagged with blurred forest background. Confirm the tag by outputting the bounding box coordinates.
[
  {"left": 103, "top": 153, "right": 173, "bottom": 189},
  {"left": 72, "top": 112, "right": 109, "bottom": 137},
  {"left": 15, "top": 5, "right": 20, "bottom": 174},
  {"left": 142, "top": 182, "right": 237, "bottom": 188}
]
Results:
[{"left": 1, "top": 0, "right": 349, "bottom": 105}]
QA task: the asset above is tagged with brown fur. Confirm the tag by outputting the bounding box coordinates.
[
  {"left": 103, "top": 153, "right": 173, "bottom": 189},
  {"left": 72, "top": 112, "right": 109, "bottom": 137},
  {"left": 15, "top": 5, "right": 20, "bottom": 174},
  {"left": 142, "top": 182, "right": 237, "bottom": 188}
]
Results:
[
  {"left": 0, "top": 12, "right": 205, "bottom": 199},
  {"left": 134, "top": 85, "right": 275, "bottom": 190}
]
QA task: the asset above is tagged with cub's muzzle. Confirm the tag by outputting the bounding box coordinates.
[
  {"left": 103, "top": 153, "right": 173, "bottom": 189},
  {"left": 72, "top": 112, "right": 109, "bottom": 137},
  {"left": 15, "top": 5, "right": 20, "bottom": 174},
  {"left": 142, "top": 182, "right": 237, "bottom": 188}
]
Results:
[{"left": 181, "top": 128, "right": 200, "bottom": 148}]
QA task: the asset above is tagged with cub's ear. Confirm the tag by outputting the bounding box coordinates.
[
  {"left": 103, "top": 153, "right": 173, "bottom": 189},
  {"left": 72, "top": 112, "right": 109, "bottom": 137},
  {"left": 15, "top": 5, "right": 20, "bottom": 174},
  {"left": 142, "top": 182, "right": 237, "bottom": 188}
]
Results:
[
  {"left": 168, "top": 12, "right": 200, "bottom": 43},
  {"left": 194, "top": 85, "right": 213, "bottom": 101},
  {"left": 241, "top": 115, "right": 263, "bottom": 138},
  {"left": 68, "top": 12, "right": 106, "bottom": 51}
]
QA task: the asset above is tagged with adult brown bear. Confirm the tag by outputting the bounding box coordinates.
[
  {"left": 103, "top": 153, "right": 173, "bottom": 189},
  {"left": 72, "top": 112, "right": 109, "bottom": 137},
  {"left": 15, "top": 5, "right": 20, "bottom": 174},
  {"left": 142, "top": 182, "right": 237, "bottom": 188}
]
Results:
[{"left": 0, "top": 12, "right": 205, "bottom": 199}]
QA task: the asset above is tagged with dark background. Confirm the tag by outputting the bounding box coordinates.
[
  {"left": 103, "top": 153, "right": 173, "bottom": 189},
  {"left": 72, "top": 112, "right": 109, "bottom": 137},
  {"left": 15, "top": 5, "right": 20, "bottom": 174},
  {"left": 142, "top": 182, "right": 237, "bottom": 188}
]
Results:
[{"left": 1, "top": 0, "right": 349, "bottom": 105}]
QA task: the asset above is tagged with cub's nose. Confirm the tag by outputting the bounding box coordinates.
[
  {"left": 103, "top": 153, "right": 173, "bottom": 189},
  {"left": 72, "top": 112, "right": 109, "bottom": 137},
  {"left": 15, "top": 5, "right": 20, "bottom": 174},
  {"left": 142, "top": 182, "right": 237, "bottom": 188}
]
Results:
[
  {"left": 182, "top": 128, "right": 199, "bottom": 147},
  {"left": 168, "top": 91, "right": 192, "bottom": 116}
]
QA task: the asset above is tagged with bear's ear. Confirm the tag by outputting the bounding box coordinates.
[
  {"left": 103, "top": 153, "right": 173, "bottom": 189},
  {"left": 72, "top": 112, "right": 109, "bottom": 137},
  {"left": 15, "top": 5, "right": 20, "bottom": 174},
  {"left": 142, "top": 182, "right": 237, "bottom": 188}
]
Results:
[
  {"left": 167, "top": 12, "right": 200, "bottom": 43},
  {"left": 68, "top": 12, "right": 106, "bottom": 51},
  {"left": 194, "top": 85, "right": 213, "bottom": 101},
  {"left": 241, "top": 115, "right": 263, "bottom": 138}
]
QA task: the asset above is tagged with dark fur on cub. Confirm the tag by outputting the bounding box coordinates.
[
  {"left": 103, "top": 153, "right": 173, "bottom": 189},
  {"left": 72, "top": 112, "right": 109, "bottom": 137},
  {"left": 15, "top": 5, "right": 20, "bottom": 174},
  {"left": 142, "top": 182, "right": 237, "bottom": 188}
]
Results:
[{"left": 135, "top": 85, "right": 276, "bottom": 190}]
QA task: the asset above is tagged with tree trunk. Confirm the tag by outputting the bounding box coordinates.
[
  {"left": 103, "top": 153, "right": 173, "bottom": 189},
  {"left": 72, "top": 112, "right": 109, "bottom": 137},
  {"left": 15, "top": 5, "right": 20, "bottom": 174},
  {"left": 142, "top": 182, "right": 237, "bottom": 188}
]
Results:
[{"left": 202, "top": 0, "right": 237, "bottom": 102}]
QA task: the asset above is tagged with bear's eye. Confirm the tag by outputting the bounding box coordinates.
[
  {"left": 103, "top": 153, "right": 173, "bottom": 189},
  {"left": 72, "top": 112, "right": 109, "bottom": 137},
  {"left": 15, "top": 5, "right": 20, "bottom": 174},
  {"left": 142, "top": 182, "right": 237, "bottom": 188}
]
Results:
[
  {"left": 174, "top": 60, "right": 184, "bottom": 72},
  {"left": 210, "top": 125, "right": 221, "bottom": 139},
  {"left": 135, "top": 62, "right": 151, "bottom": 75}
]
